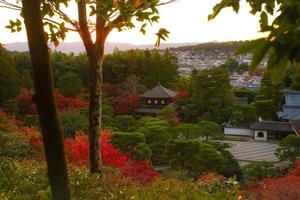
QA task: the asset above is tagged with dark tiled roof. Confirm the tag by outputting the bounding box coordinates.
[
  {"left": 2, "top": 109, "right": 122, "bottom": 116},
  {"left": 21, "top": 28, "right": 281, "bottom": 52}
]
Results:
[
  {"left": 250, "top": 121, "right": 293, "bottom": 132},
  {"left": 141, "top": 84, "right": 178, "bottom": 98}
]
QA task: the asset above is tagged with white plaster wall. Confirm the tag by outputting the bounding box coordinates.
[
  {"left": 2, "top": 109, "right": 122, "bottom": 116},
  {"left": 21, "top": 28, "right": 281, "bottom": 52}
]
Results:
[{"left": 224, "top": 128, "right": 253, "bottom": 137}]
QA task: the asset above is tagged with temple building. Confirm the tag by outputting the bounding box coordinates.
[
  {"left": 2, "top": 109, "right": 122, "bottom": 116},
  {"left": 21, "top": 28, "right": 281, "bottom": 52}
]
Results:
[
  {"left": 134, "top": 84, "right": 178, "bottom": 117},
  {"left": 277, "top": 89, "right": 300, "bottom": 121}
]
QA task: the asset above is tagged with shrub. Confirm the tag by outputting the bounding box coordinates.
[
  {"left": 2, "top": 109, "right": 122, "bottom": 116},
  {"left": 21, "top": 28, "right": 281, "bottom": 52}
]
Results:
[
  {"left": 60, "top": 110, "right": 88, "bottom": 138},
  {"left": 63, "top": 131, "right": 159, "bottom": 183},
  {"left": 115, "top": 115, "right": 136, "bottom": 131},
  {"left": 111, "top": 132, "right": 151, "bottom": 160},
  {"left": 275, "top": 134, "right": 300, "bottom": 162},
  {"left": 198, "top": 120, "right": 222, "bottom": 140},
  {"left": 0, "top": 158, "right": 49, "bottom": 200},
  {"left": 57, "top": 72, "right": 83, "bottom": 97},
  {"left": 0, "top": 110, "right": 30, "bottom": 158},
  {"left": 242, "top": 161, "right": 280, "bottom": 181},
  {"left": 0, "top": 46, "right": 21, "bottom": 104},
  {"left": 0, "top": 131, "right": 30, "bottom": 158},
  {"left": 244, "top": 160, "right": 300, "bottom": 200}
]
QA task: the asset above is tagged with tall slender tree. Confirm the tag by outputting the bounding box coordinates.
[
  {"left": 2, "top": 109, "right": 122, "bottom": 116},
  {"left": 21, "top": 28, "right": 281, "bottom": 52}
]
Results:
[{"left": 22, "top": 0, "right": 70, "bottom": 199}]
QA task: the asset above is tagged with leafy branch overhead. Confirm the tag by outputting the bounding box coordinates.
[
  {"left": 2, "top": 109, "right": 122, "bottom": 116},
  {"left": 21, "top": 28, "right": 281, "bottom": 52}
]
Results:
[
  {"left": 209, "top": 0, "right": 300, "bottom": 83},
  {"left": 4, "top": 0, "right": 175, "bottom": 47}
]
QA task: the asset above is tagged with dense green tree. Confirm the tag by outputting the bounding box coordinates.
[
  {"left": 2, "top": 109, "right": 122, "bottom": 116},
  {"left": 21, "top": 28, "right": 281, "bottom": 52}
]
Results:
[
  {"left": 220, "top": 58, "right": 248, "bottom": 74},
  {"left": 291, "top": 67, "right": 300, "bottom": 90},
  {"left": 275, "top": 135, "right": 300, "bottom": 162},
  {"left": 115, "top": 115, "right": 136, "bottom": 132},
  {"left": 253, "top": 99, "right": 277, "bottom": 120},
  {"left": 230, "top": 105, "right": 257, "bottom": 126},
  {"left": 198, "top": 120, "right": 222, "bottom": 140},
  {"left": 103, "top": 49, "right": 178, "bottom": 89},
  {"left": 60, "top": 110, "right": 88, "bottom": 138},
  {"left": 0, "top": 45, "right": 21, "bottom": 104},
  {"left": 178, "top": 67, "right": 234, "bottom": 123},
  {"left": 242, "top": 161, "right": 279, "bottom": 181},
  {"left": 174, "top": 123, "right": 202, "bottom": 139},
  {"left": 165, "top": 139, "right": 201, "bottom": 172},
  {"left": 57, "top": 72, "right": 83, "bottom": 97},
  {"left": 135, "top": 117, "right": 172, "bottom": 164},
  {"left": 165, "top": 140, "right": 227, "bottom": 176},
  {"left": 111, "top": 132, "right": 151, "bottom": 160}
]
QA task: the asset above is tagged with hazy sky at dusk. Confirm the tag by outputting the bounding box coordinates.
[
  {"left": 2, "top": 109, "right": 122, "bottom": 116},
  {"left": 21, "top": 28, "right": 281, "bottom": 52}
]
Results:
[{"left": 0, "top": 0, "right": 266, "bottom": 45}]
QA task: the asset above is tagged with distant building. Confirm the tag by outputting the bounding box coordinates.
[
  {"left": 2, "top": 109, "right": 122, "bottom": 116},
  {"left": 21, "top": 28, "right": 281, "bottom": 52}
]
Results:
[
  {"left": 224, "top": 118, "right": 297, "bottom": 141},
  {"left": 177, "top": 66, "right": 193, "bottom": 75},
  {"left": 277, "top": 89, "right": 300, "bottom": 121},
  {"left": 134, "top": 84, "right": 178, "bottom": 117}
]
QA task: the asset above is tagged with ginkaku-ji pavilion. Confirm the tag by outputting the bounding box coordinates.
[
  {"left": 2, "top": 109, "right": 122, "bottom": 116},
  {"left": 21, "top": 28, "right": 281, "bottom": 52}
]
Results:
[{"left": 134, "top": 84, "right": 178, "bottom": 117}]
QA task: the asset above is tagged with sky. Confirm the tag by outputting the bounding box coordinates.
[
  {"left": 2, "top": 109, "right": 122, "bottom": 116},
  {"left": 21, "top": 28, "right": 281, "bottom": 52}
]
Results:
[{"left": 0, "top": 0, "right": 265, "bottom": 45}]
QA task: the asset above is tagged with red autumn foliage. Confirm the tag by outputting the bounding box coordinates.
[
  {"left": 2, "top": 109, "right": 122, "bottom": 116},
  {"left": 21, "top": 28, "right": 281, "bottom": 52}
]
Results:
[
  {"left": 13, "top": 89, "right": 88, "bottom": 115},
  {"left": 244, "top": 160, "right": 300, "bottom": 200},
  {"left": 54, "top": 92, "right": 88, "bottom": 112},
  {"left": 29, "top": 129, "right": 159, "bottom": 183},
  {"left": 114, "top": 94, "right": 139, "bottom": 115},
  {"left": 173, "top": 90, "right": 189, "bottom": 102},
  {"left": 196, "top": 172, "right": 225, "bottom": 184},
  {"left": 103, "top": 84, "right": 140, "bottom": 115},
  {"left": 14, "top": 89, "right": 37, "bottom": 115}
]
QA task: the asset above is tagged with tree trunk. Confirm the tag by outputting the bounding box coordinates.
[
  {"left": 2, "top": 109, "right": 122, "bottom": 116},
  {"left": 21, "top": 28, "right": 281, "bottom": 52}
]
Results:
[
  {"left": 22, "top": 0, "right": 70, "bottom": 199},
  {"left": 86, "top": 44, "right": 104, "bottom": 174}
]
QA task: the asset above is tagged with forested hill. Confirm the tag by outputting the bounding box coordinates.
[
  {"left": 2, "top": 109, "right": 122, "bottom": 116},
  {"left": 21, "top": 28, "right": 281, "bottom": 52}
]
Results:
[{"left": 170, "top": 41, "right": 246, "bottom": 52}]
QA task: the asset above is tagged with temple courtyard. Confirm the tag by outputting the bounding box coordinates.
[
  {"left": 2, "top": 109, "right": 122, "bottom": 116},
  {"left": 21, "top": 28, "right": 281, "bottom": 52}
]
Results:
[{"left": 224, "top": 141, "right": 279, "bottom": 165}]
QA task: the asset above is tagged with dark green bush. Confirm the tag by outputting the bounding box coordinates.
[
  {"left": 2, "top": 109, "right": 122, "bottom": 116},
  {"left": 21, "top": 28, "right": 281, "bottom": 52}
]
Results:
[
  {"left": 111, "top": 132, "right": 151, "bottom": 160},
  {"left": 242, "top": 161, "right": 280, "bottom": 181},
  {"left": 275, "top": 134, "right": 300, "bottom": 162},
  {"left": 57, "top": 72, "right": 83, "bottom": 97},
  {"left": 60, "top": 110, "right": 88, "bottom": 138}
]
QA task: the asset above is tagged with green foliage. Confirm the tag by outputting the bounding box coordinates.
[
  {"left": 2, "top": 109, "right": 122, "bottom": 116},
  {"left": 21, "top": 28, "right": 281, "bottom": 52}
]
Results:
[
  {"left": 0, "top": 158, "right": 49, "bottom": 200},
  {"left": 57, "top": 72, "right": 83, "bottom": 97},
  {"left": 111, "top": 131, "right": 151, "bottom": 160},
  {"left": 104, "top": 49, "right": 178, "bottom": 88},
  {"left": 220, "top": 58, "right": 248, "bottom": 74},
  {"left": 234, "top": 89, "right": 256, "bottom": 104},
  {"left": 135, "top": 117, "right": 172, "bottom": 164},
  {"left": 179, "top": 67, "right": 234, "bottom": 123},
  {"left": 0, "top": 131, "right": 30, "bottom": 158},
  {"left": 157, "top": 105, "right": 177, "bottom": 127},
  {"left": 242, "top": 161, "right": 280, "bottom": 181},
  {"left": 253, "top": 99, "right": 277, "bottom": 120},
  {"left": 275, "top": 134, "right": 300, "bottom": 162},
  {"left": 0, "top": 46, "right": 21, "bottom": 104},
  {"left": 0, "top": 158, "right": 243, "bottom": 200},
  {"left": 174, "top": 123, "right": 202, "bottom": 139},
  {"left": 165, "top": 139, "right": 229, "bottom": 177},
  {"left": 3, "top": 99, "right": 18, "bottom": 115},
  {"left": 198, "top": 120, "right": 222, "bottom": 140},
  {"left": 60, "top": 110, "right": 88, "bottom": 138},
  {"left": 229, "top": 105, "right": 257, "bottom": 127},
  {"left": 115, "top": 115, "right": 136, "bottom": 132},
  {"left": 209, "top": 0, "right": 300, "bottom": 82}
]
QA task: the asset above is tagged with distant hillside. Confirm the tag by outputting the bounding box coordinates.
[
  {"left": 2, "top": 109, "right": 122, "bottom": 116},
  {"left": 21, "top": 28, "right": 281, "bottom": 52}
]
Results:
[
  {"left": 3, "top": 42, "right": 196, "bottom": 54},
  {"left": 170, "top": 41, "right": 246, "bottom": 52}
]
